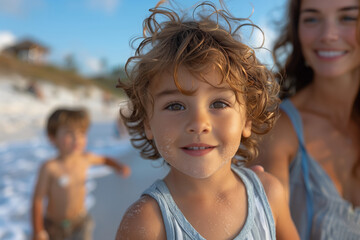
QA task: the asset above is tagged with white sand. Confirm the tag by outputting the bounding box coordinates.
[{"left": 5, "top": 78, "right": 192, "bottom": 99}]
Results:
[
  {"left": 0, "top": 73, "right": 121, "bottom": 143},
  {"left": 0, "top": 73, "right": 169, "bottom": 239}
]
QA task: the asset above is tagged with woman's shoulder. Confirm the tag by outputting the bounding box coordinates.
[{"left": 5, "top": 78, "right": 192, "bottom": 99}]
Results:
[
  {"left": 259, "top": 107, "right": 299, "bottom": 162},
  {"left": 256, "top": 171, "right": 284, "bottom": 200},
  {"left": 255, "top": 171, "right": 286, "bottom": 221},
  {"left": 116, "top": 195, "right": 166, "bottom": 240}
]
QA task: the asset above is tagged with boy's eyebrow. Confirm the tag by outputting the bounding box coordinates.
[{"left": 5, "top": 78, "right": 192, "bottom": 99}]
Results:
[
  {"left": 154, "top": 86, "right": 233, "bottom": 98},
  {"left": 155, "top": 89, "right": 182, "bottom": 98},
  {"left": 300, "top": 6, "right": 359, "bottom": 13}
]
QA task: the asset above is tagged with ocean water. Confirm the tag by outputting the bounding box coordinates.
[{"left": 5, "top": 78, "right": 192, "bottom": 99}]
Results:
[{"left": 0, "top": 122, "right": 134, "bottom": 240}]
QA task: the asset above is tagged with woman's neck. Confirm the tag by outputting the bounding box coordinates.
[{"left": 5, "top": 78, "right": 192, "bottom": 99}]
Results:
[{"left": 295, "top": 70, "right": 359, "bottom": 130}]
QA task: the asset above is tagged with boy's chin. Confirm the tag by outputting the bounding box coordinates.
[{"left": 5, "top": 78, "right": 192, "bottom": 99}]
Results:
[{"left": 66, "top": 149, "right": 85, "bottom": 156}]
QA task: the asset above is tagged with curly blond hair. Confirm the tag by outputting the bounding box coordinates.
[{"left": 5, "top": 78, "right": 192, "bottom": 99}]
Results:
[{"left": 118, "top": 1, "right": 279, "bottom": 164}]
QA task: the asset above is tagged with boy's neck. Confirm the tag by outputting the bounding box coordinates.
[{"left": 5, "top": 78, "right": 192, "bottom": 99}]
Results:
[
  {"left": 56, "top": 152, "right": 83, "bottom": 162},
  {"left": 164, "top": 161, "right": 239, "bottom": 198}
]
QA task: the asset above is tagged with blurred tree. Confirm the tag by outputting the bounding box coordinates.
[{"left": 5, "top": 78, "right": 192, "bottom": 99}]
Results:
[
  {"left": 110, "top": 65, "right": 127, "bottom": 81},
  {"left": 64, "top": 54, "right": 77, "bottom": 72},
  {"left": 100, "top": 58, "right": 108, "bottom": 76}
]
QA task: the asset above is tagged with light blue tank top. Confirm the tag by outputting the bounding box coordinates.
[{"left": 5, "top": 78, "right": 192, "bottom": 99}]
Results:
[
  {"left": 281, "top": 99, "right": 360, "bottom": 240},
  {"left": 142, "top": 166, "right": 276, "bottom": 240}
]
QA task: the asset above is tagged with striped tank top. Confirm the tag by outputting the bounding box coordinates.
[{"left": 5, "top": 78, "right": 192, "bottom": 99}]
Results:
[
  {"left": 281, "top": 99, "right": 360, "bottom": 240},
  {"left": 142, "top": 165, "right": 276, "bottom": 239}
]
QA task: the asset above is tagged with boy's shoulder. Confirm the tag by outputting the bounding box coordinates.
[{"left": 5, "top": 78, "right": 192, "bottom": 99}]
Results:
[
  {"left": 35, "top": 158, "right": 61, "bottom": 182},
  {"left": 116, "top": 195, "right": 166, "bottom": 239},
  {"left": 82, "top": 152, "right": 106, "bottom": 165},
  {"left": 39, "top": 158, "right": 59, "bottom": 172}
]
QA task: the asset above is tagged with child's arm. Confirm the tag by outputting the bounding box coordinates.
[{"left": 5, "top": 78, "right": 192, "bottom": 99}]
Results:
[
  {"left": 116, "top": 195, "right": 165, "bottom": 240},
  {"left": 31, "top": 163, "right": 50, "bottom": 240},
  {"left": 87, "top": 153, "right": 131, "bottom": 178},
  {"left": 257, "top": 171, "right": 300, "bottom": 240}
]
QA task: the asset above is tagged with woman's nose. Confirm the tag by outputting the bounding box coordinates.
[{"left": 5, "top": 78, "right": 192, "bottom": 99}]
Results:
[{"left": 320, "top": 20, "right": 339, "bottom": 42}]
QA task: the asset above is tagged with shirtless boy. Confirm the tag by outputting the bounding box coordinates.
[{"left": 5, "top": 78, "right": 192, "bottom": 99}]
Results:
[{"left": 31, "top": 107, "right": 131, "bottom": 240}]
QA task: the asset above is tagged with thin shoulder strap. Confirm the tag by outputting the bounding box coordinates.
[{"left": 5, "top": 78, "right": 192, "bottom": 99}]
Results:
[
  {"left": 280, "top": 99, "right": 305, "bottom": 144},
  {"left": 235, "top": 167, "right": 276, "bottom": 240},
  {"left": 280, "top": 99, "right": 314, "bottom": 240},
  {"left": 142, "top": 181, "right": 176, "bottom": 239}
]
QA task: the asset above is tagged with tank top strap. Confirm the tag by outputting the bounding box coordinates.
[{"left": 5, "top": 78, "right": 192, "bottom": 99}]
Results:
[
  {"left": 143, "top": 180, "right": 203, "bottom": 239},
  {"left": 142, "top": 180, "right": 177, "bottom": 238},
  {"left": 232, "top": 166, "right": 276, "bottom": 240},
  {"left": 280, "top": 99, "right": 314, "bottom": 240},
  {"left": 280, "top": 99, "right": 306, "bottom": 145}
]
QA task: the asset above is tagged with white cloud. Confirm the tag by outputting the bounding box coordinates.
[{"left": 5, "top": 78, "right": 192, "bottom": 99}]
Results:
[
  {"left": 88, "top": 0, "right": 121, "bottom": 14},
  {"left": 85, "top": 57, "right": 103, "bottom": 75},
  {"left": 0, "top": 0, "right": 43, "bottom": 16},
  {"left": 0, "top": 0, "right": 23, "bottom": 15},
  {"left": 242, "top": 21, "right": 277, "bottom": 68},
  {"left": 0, "top": 31, "right": 16, "bottom": 51},
  {"left": 256, "top": 22, "right": 278, "bottom": 68}
]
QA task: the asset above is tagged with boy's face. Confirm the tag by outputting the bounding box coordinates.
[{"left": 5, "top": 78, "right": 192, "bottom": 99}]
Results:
[
  {"left": 50, "top": 126, "right": 87, "bottom": 157},
  {"left": 144, "top": 66, "right": 252, "bottom": 179}
]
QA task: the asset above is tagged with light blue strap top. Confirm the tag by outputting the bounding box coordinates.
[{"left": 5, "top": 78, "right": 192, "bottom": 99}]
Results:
[
  {"left": 280, "top": 99, "right": 360, "bottom": 240},
  {"left": 280, "top": 99, "right": 314, "bottom": 240},
  {"left": 142, "top": 166, "right": 276, "bottom": 240}
]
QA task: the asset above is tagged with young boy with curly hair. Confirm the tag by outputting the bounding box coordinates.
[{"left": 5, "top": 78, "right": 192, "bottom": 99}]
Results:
[
  {"left": 116, "top": 1, "right": 299, "bottom": 239},
  {"left": 32, "top": 107, "right": 131, "bottom": 240}
]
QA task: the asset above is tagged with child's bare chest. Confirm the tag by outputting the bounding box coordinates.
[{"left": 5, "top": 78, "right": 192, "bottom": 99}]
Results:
[{"left": 51, "top": 161, "right": 88, "bottom": 190}]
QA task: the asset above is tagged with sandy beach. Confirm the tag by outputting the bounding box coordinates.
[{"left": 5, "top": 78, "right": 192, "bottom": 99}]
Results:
[
  {"left": 0, "top": 75, "right": 170, "bottom": 239},
  {"left": 90, "top": 144, "right": 169, "bottom": 240}
]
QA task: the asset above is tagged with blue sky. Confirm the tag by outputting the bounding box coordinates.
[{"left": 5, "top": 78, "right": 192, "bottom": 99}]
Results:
[{"left": 0, "top": 0, "right": 286, "bottom": 76}]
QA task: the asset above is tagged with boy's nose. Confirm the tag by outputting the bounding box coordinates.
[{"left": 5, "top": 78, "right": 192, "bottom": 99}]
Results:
[
  {"left": 71, "top": 134, "right": 79, "bottom": 143},
  {"left": 72, "top": 132, "right": 82, "bottom": 142},
  {"left": 186, "top": 109, "right": 211, "bottom": 134}
]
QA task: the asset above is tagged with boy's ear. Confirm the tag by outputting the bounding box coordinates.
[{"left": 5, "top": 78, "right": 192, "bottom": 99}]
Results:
[
  {"left": 48, "top": 134, "right": 57, "bottom": 146},
  {"left": 242, "top": 120, "right": 252, "bottom": 138},
  {"left": 144, "top": 120, "right": 153, "bottom": 140},
  {"left": 48, "top": 134, "right": 55, "bottom": 143}
]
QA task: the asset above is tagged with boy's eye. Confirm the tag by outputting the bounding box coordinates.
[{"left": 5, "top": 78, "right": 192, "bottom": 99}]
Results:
[
  {"left": 165, "top": 103, "right": 185, "bottom": 111},
  {"left": 210, "top": 101, "right": 229, "bottom": 109}
]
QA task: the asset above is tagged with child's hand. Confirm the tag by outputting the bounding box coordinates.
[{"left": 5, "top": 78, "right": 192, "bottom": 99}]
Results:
[
  {"left": 117, "top": 164, "right": 131, "bottom": 178},
  {"left": 249, "top": 165, "right": 264, "bottom": 173}
]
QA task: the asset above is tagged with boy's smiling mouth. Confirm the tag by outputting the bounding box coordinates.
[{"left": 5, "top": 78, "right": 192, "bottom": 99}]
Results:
[{"left": 181, "top": 143, "right": 215, "bottom": 156}]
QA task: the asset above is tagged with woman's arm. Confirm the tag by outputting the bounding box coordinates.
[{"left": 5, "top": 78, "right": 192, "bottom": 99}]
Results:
[
  {"left": 258, "top": 171, "right": 300, "bottom": 240},
  {"left": 31, "top": 163, "right": 50, "bottom": 240},
  {"left": 254, "top": 113, "right": 298, "bottom": 202}
]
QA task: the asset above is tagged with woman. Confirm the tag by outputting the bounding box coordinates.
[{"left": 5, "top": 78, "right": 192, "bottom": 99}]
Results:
[{"left": 257, "top": 0, "right": 360, "bottom": 239}]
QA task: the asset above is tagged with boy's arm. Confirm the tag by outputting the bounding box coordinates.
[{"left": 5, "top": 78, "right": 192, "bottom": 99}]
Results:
[
  {"left": 103, "top": 156, "right": 131, "bottom": 177},
  {"left": 87, "top": 153, "right": 131, "bottom": 178},
  {"left": 257, "top": 171, "right": 300, "bottom": 240},
  {"left": 116, "top": 195, "right": 165, "bottom": 240},
  {"left": 32, "top": 163, "right": 50, "bottom": 240},
  {"left": 32, "top": 197, "right": 48, "bottom": 240}
]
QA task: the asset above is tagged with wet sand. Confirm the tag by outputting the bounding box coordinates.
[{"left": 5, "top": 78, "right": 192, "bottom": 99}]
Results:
[{"left": 90, "top": 146, "right": 168, "bottom": 239}]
